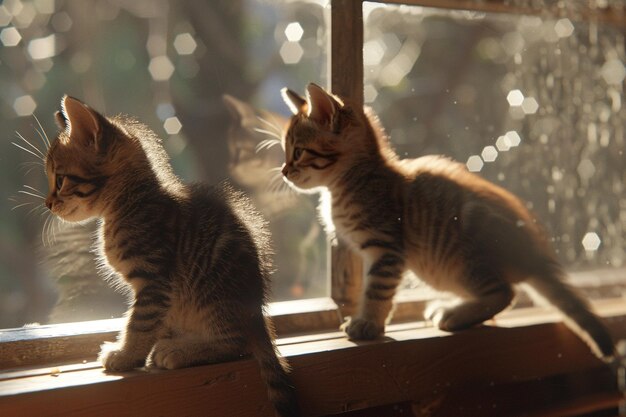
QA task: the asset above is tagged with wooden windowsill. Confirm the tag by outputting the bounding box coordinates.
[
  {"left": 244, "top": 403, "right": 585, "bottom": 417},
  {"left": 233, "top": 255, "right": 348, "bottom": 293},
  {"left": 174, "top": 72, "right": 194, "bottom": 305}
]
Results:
[
  {"left": 1, "top": 299, "right": 625, "bottom": 417},
  {"left": 4, "top": 269, "right": 623, "bottom": 370}
]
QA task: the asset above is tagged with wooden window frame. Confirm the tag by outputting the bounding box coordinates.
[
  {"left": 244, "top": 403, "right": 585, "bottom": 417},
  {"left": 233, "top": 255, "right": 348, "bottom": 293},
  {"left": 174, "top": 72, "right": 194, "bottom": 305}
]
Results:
[{"left": 1, "top": 1, "right": 626, "bottom": 416}]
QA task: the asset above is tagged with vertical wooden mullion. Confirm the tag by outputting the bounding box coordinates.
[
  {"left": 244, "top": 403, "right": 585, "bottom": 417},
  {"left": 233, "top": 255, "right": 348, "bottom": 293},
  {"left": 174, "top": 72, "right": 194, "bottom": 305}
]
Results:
[{"left": 329, "top": 0, "right": 364, "bottom": 318}]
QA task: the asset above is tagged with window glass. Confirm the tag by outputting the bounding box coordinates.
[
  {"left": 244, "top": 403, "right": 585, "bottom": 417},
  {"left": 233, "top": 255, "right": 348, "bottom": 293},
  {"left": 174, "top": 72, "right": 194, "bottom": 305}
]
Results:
[
  {"left": 363, "top": 3, "right": 625, "bottom": 291},
  {"left": 0, "top": 0, "right": 328, "bottom": 328}
]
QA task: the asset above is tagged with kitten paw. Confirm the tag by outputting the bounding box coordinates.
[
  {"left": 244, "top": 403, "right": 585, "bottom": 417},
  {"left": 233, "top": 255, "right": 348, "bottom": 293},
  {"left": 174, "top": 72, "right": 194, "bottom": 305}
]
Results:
[
  {"left": 148, "top": 339, "right": 188, "bottom": 370},
  {"left": 98, "top": 342, "right": 145, "bottom": 371},
  {"left": 341, "top": 317, "right": 383, "bottom": 340},
  {"left": 425, "top": 304, "right": 473, "bottom": 332}
]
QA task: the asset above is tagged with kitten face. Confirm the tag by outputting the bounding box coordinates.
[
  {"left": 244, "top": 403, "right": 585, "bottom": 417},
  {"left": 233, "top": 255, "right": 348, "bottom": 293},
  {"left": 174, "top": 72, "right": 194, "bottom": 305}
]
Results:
[
  {"left": 44, "top": 97, "right": 107, "bottom": 222},
  {"left": 45, "top": 96, "right": 142, "bottom": 222},
  {"left": 281, "top": 118, "right": 341, "bottom": 191},
  {"left": 45, "top": 142, "right": 105, "bottom": 222},
  {"left": 281, "top": 84, "right": 348, "bottom": 192}
]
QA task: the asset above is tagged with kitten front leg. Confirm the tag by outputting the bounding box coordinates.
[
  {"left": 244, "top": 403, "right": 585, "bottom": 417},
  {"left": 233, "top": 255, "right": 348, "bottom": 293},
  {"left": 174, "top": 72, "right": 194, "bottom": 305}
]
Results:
[
  {"left": 99, "top": 284, "right": 168, "bottom": 371},
  {"left": 343, "top": 250, "right": 405, "bottom": 340}
]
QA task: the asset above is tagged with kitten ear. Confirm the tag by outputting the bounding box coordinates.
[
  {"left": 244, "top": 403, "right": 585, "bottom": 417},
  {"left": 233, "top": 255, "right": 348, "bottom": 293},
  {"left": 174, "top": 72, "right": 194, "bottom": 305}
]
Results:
[
  {"left": 306, "top": 83, "right": 342, "bottom": 127},
  {"left": 281, "top": 88, "right": 308, "bottom": 115},
  {"left": 54, "top": 111, "right": 67, "bottom": 130},
  {"left": 60, "top": 95, "right": 103, "bottom": 149},
  {"left": 222, "top": 94, "right": 254, "bottom": 123}
]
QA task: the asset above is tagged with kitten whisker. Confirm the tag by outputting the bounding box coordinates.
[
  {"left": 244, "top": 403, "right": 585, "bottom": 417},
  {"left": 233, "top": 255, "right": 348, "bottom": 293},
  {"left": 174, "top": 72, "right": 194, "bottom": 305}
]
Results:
[
  {"left": 267, "top": 166, "right": 283, "bottom": 173},
  {"left": 33, "top": 114, "right": 51, "bottom": 149},
  {"left": 15, "top": 131, "right": 45, "bottom": 159},
  {"left": 12, "top": 140, "right": 44, "bottom": 161},
  {"left": 18, "top": 190, "right": 45, "bottom": 200},
  {"left": 45, "top": 214, "right": 53, "bottom": 247},
  {"left": 255, "top": 138, "right": 281, "bottom": 153},
  {"left": 23, "top": 185, "right": 45, "bottom": 197},
  {"left": 10, "top": 201, "right": 37, "bottom": 211},
  {"left": 256, "top": 116, "right": 282, "bottom": 135},
  {"left": 20, "top": 163, "right": 45, "bottom": 176},
  {"left": 20, "top": 161, "right": 45, "bottom": 169},
  {"left": 41, "top": 213, "right": 52, "bottom": 247},
  {"left": 27, "top": 204, "right": 46, "bottom": 217},
  {"left": 253, "top": 128, "right": 281, "bottom": 141},
  {"left": 46, "top": 215, "right": 59, "bottom": 247},
  {"left": 50, "top": 216, "right": 60, "bottom": 245},
  {"left": 265, "top": 171, "right": 295, "bottom": 198}
]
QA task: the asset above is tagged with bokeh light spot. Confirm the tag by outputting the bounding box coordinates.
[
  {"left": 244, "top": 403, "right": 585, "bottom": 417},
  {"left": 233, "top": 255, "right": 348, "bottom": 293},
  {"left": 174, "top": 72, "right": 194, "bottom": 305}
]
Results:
[
  {"left": 13, "top": 95, "right": 37, "bottom": 116},
  {"left": 51, "top": 11, "right": 72, "bottom": 32},
  {"left": 156, "top": 103, "right": 175, "bottom": 121},
  {"left": 14, "top": 3, "right": 36, "bottom": 28},
  {"left": 466, "top": 155, "right": 484, "bottom": 172},
  {"left": 600, "top": 59, "right": 626, "bottom": 85},
  {"left": 504, "top": 130, "right": 521, "bottom": 147},
  {"left": 173, "top": 33, "right": 197, "bottom": 55},
  {"left": 581, "top": 232, "right": 601, "bottom": 251},
  {"left": 0, "top": 26, "right": 21, "bottom": 46},
  {"left": 34, "top": 0, "right": 55, "bottom": 15},
  {"left": 148, "top": 55, "right": 174, "bottom": 81},
  {"left": 284, "top": 22, "right": 303, "bottom": 42},
  {"left": 0, "top": 6, "right": 12, "bottom": 27},
  {"left": 506, "top": 89, "right": 524, "bottom": 106},
  {"left": 279, "top": 41, "right": 303, "bottom": 64},
  {"left": 521, "top": 97, "right": 539, "bottom": 114},
  {"left": 554, "top": 18, "right": 574, "bottom": 38},
  {"left": 495, "top": 135, "right": 511, "bottom": 151},
  {"left": 28, "top": 34, "right": 56, "bottom": 60},
  {"left": 502, "top": 31, "right": 525, "bottom": 55},
  {"left": 163, "top": 116, "right": 182, "bottom": 135},
  {"left": 577, "top": 159, "right": 596, "bottom": 180},
  {"left": 481, "top": 146, "right": 498, "bottom": 162}
]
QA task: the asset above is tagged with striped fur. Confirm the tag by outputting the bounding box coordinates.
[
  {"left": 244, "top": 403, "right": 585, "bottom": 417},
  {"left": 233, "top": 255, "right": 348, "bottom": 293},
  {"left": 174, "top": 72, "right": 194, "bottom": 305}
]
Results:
[
  {"left": 281, "top": 84, "right": 615, "bottom": 361},
  {"left": 45, "top": 96, "right": 299, "bottom": 417}
]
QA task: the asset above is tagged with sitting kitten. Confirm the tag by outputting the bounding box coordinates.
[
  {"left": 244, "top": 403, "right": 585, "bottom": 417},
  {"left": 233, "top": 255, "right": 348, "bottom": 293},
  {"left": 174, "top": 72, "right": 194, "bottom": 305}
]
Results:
[
  {"left": 44, "top": 96, "right": 299, "bottom": 417},
  {"left": 280, "top": 83, "right": 615, "bottom": 361}
]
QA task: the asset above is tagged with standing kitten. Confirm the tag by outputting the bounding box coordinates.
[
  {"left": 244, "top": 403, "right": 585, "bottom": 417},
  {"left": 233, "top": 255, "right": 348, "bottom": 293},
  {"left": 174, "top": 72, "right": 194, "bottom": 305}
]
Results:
[
  {"left": 44, "top": 96, "right": 299, "bottom": 417},
  {"left": 281, "top": 83, "right": 615, "bottom": 361}
]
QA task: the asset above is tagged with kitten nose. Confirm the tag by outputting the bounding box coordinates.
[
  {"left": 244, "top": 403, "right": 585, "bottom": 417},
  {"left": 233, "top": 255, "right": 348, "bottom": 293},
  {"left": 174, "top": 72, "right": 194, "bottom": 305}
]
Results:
[
  {"left": 281, "top": 165, "right": 288, "bottom": 177},
  {"left": 45, "top": 197, "right": 52, "bottom": 210}
]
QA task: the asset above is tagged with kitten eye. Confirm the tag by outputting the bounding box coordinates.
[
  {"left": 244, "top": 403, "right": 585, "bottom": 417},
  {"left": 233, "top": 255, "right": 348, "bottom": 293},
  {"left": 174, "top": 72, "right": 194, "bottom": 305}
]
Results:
[
  {"left": 55, "top": 175, "right": 65, "bottom": 190},
  {"left": 293, "top": 148, "right": 304, "bottom": 160}
]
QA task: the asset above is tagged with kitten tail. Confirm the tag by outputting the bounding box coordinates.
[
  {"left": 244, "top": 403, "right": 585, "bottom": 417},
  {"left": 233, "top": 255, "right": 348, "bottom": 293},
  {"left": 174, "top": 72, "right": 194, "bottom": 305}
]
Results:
[
  {"left": 526, "top": 259, "right": 615, "bottom": 362},
  {"left": 247, "top": 313, "right": 300, "bottom": 417}
]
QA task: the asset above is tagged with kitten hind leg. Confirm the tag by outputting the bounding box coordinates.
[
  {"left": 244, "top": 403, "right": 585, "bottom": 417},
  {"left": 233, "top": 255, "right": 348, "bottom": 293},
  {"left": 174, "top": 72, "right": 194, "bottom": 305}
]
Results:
[
  {"left": 148, "top": 335, "right": 244, "bottom": 370},
  {"left": 425, "top": 263, "right": 515, "bottom": 331},
  {"left": 426, "top": 280, "right": 515, "bottom": 332}
]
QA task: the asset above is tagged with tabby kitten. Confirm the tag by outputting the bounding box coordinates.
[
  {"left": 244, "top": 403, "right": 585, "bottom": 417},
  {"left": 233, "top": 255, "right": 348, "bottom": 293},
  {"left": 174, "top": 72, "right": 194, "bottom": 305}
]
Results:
[
  {"left": 281, "top": 83, "right": 615, "bottom": 361},
  {"left": 44, "top": 96, "right": 299, "bottom": 417}
]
